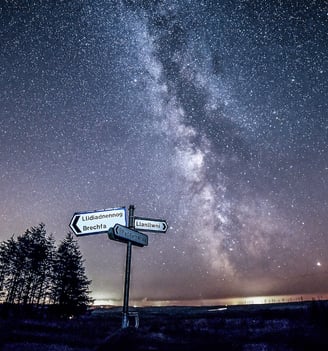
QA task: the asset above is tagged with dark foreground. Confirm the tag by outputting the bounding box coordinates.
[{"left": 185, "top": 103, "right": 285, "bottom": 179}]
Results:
[{"left": 1, "top": 301, "right": 328, "bottom": 350}]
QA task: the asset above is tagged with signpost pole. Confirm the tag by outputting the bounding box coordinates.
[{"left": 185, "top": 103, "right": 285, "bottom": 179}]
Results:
[{"left": 122, "top": 205, "right": 135, "bottom": 328}]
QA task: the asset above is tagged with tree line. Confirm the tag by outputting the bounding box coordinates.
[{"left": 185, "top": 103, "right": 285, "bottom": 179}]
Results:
[{"left": 0, "top": 223, "right": 92, "bottom": 315}]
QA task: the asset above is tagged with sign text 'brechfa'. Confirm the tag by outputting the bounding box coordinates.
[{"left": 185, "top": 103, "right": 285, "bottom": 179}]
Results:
[
  {"left": 69, "top": 207, "right": 127, "bottom": 236},
  {"left": 108, "top": 224, "right": 148, "bottom": 247}
]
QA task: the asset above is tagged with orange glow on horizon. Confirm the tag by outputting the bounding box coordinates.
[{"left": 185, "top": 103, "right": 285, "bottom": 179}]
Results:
[{"left": 92, "top": 293, "right": 328, "bottom": 307}]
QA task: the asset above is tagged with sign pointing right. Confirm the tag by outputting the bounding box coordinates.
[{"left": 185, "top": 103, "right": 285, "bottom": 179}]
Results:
[{"left": 134, "top": 217, "right": 168, "bottom": 233}]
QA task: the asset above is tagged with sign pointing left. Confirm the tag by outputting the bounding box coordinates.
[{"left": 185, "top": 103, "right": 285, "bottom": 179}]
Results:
[{"left": 69, "top": 207, "right": 127, "bottom": 236}]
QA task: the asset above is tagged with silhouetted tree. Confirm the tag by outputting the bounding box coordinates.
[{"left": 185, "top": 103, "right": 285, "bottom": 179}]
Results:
[
  {"left": 51, "top": 232, "right": 92, "bottom": 316},
  {"left": 0, "top": 224, "right": 56, "bottom": 305},
  {"left": 0, "top": 226, "right": 92, "bottom": 315},
  {"left": 17, "top": 224, "right": 56, "bottom": 305},
  {"left": 5, "top": 235, "right": 26, "bottom": 304},
  {"left": 0, "top": 237, "right": 17, "bottom": 300}
]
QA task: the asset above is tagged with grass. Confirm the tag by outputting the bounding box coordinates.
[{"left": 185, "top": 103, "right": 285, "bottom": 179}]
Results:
[{"left": 1, "top": 301, "right": 328, "bottom": 350}]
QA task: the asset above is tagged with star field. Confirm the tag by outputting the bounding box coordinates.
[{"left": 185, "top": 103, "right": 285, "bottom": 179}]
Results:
[{"left": 0, "top": 0, "right": 327, "bottom": 303}]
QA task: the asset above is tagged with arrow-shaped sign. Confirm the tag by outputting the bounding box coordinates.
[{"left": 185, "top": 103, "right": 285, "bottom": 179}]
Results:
[
  {"left": 69, "top": 207, "right": 127, "bottom": 236},
  {"left": 134, "top": 217, "right": 168, "bottom": 233},
  {"left": 108, "top": 224, "right": 148, "bottom": 247}
]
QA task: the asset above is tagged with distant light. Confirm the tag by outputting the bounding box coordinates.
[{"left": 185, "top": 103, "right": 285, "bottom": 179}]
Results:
[
  {"left": 317, "top": 262, "right": 322, "bottom": 267},
  {"left": 208, "top": 307, "right": 227, "bottom": 312}
]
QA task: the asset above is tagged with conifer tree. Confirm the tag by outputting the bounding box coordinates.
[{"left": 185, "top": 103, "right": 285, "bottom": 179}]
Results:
[
  {"left": 51, "top": 232, "right": 92, "bottom": 315},
  {"left": 18, "top": 223, "right": 55, "bottom": 304},
  {"left": 0, "top": 226, "right": 92, "bottom": 315},
  {"left": 0, "top": 224, "right": 56, "bottom": 305},
  {"left": 0, "top": 237, "right": 17, "bottom": 301}
]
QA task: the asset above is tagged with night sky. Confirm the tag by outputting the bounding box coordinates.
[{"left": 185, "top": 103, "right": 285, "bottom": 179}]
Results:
[{"left": 1, "top": 0, "right": 327, "bottom": 304}]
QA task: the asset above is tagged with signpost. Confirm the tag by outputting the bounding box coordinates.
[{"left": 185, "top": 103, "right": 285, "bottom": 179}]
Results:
[
  {"left": 69, "top": 207, "right": 126, "bottom": 236},
  {"left": 70, "top": 204, "right": 167, "bottom": 329},
  {"left": 134, "top": 217, "right": 168, "bottom": 233}
]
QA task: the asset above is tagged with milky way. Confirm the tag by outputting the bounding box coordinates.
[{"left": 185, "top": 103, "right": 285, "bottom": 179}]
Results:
[{"left": 1, "top": 0, "right": 327, "bottom": 302}]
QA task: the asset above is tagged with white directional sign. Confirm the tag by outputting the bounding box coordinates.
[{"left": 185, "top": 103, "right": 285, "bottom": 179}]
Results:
[
  {"left": 70, "top": 207, "right": 127, "bottom": 236},
  {"left": 108, "top": 224, "right": 148, "bottom": 247},
  {"left": 134, "top": 217, "right": 168, "bottom": 233}
]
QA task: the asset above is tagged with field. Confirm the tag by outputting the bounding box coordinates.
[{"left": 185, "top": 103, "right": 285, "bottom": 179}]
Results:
[{"left": 1, "top": 301, "right": 328, "bottom": 350}]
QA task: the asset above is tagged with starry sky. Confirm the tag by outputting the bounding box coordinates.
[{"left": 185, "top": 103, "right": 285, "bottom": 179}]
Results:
[{"left": 1, "top": 0, "right": 327, "bottom": 304}]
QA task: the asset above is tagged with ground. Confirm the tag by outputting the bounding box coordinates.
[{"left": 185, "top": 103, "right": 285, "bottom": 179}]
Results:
[{"left": 1, "top": 301, "right": 328, "bottom": 350}]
